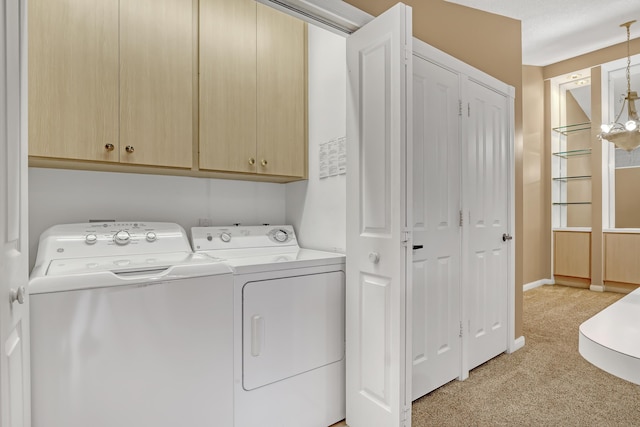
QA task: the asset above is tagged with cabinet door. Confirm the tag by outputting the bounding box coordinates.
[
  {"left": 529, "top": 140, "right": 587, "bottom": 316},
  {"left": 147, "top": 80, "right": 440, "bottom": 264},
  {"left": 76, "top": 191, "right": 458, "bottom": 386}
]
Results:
[
  {"left": 199, "top": 0, "right": 257, "bottom": 173},
  {"left": 120, "top": 0, "right": 193, "bottom": 168},
  {"left": 257, "top": 4, "right": 306, "bottom": 178},
  {"left": 29, "top": 0, "right": 119, "bottom": 162}
]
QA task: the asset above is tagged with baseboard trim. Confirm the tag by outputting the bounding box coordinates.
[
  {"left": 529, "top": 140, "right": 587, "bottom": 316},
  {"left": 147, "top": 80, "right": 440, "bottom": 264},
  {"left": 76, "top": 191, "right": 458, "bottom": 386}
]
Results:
[
  {"left": 589, "top": 284, "right": 605, "bottom": 292},
  {"left": 508, "top": 336, "right": 525, "bottom": 353},
  {"left": 523, "top": 278, "right": 554, "bottom": 292}
]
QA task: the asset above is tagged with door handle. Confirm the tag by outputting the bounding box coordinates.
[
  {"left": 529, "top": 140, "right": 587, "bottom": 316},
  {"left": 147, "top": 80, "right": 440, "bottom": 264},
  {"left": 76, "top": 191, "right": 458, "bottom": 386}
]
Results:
[
  {"left": 10, "top": 287, "right": 25, "bottom": 304},
  {"left": 412, "top": 245, "right": 423, "bottom": 250},
  {"left": 251, "top": 315, "right": 263, "bottom": 357},
  {"left": 502, "top": 233, "right": 513, "bottom": 242}
]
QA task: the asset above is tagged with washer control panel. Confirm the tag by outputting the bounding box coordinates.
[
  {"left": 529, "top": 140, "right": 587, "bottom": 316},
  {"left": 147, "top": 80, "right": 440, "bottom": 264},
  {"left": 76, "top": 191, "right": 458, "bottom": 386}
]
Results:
[
  {"left": 191, "top": 225, "right": 297, "bottom": 251},
  {"left": 33, "top": 222, "right": 192, "bottom": 262}
]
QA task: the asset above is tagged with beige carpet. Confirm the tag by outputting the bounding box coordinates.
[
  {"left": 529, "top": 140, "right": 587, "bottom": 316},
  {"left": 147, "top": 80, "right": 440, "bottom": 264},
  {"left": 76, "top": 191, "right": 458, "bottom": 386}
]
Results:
[{"left": 412, "top": 285, "right": 640, "bottom": 426}]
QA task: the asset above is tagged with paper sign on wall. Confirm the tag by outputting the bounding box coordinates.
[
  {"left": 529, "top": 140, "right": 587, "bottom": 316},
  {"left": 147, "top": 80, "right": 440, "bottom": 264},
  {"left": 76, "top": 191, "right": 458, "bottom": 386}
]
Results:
[{"left": 319, "top": 136, "right": 346, "bottom": 179}]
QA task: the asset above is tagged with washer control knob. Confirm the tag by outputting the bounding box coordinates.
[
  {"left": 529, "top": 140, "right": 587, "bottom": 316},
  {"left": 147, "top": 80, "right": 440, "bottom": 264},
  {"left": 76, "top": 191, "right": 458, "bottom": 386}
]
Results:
[
  {"left": 114, "top": 230, "right": 131, "bottom": 245},
  {"left": 146, "top": 232, "right": 157, "bottom": 242},
  {"left": 220, "top": 232, "right": 232, "bottom": 243},
  {"left": 274, "top": 229, "right": 288, "bottom": 243},
  {"left": 85, "top": 234, "right": 98, "bottom": 245}
]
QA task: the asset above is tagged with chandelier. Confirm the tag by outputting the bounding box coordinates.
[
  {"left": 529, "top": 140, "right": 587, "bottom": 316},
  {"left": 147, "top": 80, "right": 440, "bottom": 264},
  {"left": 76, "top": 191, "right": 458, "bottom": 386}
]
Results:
[{"left": 600, "top": 20, "right": 640, "bottom": 152}]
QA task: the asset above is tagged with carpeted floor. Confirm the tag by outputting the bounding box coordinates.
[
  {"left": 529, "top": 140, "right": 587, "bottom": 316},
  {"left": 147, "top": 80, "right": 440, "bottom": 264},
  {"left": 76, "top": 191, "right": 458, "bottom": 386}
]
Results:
[{"left": 412, "top": 285, "right": 640, "bottom": 426}]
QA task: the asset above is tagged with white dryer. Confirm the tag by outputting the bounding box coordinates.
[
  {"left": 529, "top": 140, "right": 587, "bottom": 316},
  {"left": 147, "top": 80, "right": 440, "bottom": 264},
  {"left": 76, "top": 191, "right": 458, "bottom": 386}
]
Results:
[
  {"left": 191, "top": 225, "right": 346, "bottom": 427},
  {"left": 29, "top": 221, "right": 234, "bottom": 427}
]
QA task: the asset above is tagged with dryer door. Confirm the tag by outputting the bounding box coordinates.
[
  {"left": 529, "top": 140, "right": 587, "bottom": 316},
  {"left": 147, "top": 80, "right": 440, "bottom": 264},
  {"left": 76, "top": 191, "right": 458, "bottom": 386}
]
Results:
[{"left": 242, "top": 271, "right": 345, "bottom": 390}]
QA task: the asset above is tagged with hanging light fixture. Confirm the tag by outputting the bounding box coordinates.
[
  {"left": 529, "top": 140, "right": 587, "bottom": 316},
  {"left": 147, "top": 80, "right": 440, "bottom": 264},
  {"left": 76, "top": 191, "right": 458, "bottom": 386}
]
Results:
[{"left": 600, "top": 20, "right": 640, "bottom": 152}]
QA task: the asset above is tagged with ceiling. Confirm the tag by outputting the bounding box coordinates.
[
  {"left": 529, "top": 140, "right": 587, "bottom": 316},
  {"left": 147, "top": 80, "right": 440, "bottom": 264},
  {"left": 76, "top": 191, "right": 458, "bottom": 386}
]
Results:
[{"left": 444, "top": 0, "right": 640, "bottom": 66}]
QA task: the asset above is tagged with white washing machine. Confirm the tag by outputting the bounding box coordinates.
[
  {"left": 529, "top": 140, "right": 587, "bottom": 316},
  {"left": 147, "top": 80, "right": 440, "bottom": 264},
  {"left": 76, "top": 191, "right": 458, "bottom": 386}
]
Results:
[
  {"left": 29, "top": 221, "right": 234, "bottom": 427},
  {"left": 191, "top": 225, "right": 346, "bottom": 427}
]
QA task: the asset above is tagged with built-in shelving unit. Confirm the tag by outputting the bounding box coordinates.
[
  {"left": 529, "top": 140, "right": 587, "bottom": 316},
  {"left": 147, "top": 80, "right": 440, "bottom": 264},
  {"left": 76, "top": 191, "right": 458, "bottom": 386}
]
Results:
[{"left": 552, "top": 122, "right": 592, "bottom": 228}]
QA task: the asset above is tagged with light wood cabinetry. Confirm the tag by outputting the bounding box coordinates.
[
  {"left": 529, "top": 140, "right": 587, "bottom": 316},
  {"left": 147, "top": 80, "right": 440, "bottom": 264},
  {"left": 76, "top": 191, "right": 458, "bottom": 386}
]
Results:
[
  {"left": 256, "top": 4, "right": 306, "bottom": 177},
  {"left": 199, "top": 0, "right": 257, "bottom": 174},
  {"left": 199, "top": 1, "right": 307, "bottom": 178},
  {"left": 30, "top": 0, "right": 307, "bottom": 181},
  {"left": 120, "top": 0, "right": 194, "bottom": 168},
  {"left": 29, "top": 0, "right": 119, "bottom": 162},
  {"left": 604, "top": 233, "right": 640, "bottom": 286},
  {"left": 554, "top": 230, "right": 591, "bottom": 285}
]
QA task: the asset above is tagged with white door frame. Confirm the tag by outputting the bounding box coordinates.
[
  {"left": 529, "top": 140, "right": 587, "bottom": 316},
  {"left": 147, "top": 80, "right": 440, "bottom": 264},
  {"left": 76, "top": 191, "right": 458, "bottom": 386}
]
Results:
[
  {"left": 411, "top": 38, "right": 518, "bottom": 373},
  {"left": 1, "top": 0, "right": 30, "bottom": 425}
]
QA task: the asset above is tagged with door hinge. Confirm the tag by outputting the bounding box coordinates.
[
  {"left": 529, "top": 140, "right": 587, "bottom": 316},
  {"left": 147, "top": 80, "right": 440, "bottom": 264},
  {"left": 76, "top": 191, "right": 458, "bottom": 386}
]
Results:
[
  {"left": 459, "top": 210, "right": 463, "bottom": 227},
  {"left": 401, "top": 230, "right": 411, "bottom": 247},
  {"left": 458, "top": 99, "right": 462, "bottom": 116},
  {"left": 459, "top": 321, "right": 463, "bottom": 338},
  {"left": 401, "top": 406, "right": 411, "bottom": 423},
  {"left": 467, "top": 103, "right": 471, "bottom": 117}
]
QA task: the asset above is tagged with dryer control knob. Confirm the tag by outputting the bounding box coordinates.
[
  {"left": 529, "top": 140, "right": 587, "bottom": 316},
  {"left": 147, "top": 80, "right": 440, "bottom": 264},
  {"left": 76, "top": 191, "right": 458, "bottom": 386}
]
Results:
[
  {"left": 274, "top": 229, "right": 288, "bottom": 243},
  {"left": 146, "top": 232, "right": 157, "bottom": 242},
  {"left": 220, "top": 232, "right": 232, "bottom": 243},
  {"left": 85, "top": 234, "right": 98, "bottom": 245},
  {"left": 114, "top": 230, "right": 131, "bottom": 245}
]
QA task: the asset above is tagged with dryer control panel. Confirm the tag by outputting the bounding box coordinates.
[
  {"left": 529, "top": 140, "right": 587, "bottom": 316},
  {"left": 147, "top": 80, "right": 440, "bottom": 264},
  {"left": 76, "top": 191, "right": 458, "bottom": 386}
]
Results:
[
  {"left": 191, "top": 225, "right": 298, "bottom": 251},
  {"left": 33, "top": 222, "right": 192, "bottom": 263}
]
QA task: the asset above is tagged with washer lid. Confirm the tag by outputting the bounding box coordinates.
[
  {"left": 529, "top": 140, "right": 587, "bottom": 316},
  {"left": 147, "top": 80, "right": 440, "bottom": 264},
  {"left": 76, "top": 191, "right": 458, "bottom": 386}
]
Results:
[
  {"left": 29, "top": 253, "right": 232, "bottom": 294},
  {"left": 45, "top": 252, "right": 201, "bottom": 276}
]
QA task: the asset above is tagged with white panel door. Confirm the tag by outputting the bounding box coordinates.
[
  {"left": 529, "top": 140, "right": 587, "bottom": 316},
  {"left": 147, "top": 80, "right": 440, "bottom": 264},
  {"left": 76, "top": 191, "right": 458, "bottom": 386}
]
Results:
[
  {"left": 464, "top": 80, "right": 510, "bottom": 370},
  {"left": 411, "top": 56, "right": 461, "bottom": 400},
  {"left": 0, "top": 1, "right": 30, "bottom": 426},
  {"left": 346, "top": 3, "right": 413, "bottom": 427}
]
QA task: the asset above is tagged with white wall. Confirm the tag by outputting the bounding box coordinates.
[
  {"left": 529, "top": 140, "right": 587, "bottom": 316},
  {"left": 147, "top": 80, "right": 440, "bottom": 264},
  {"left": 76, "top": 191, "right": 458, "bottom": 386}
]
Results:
[
  {"left": 29, "top": 168, "right": 285, "bottom": 268},
  {"left": 286, "top": 25, "right": 346, "bottom": 253}
]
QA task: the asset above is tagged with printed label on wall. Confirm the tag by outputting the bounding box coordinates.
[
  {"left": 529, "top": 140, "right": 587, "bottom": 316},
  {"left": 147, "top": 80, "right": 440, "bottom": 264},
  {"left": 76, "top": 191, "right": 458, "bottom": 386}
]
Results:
[{"left": 320, "top": 137, "right": 347, "bottom": 179}]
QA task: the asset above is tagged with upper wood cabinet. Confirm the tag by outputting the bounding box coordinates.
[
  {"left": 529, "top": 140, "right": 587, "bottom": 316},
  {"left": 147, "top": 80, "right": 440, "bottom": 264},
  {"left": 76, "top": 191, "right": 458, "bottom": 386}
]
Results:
[
  {"left": 29, "top": 0, "right": 119, "bottom": 162},
  {"left": 29, "top": 0, "right": 193, "bottom": 169},
  {"left": 29, "top": 0, "right": 306, "bottom": 181},
  {"left": 199, "top": 0, "right": 307, "bottom": 178},
  {"left": 199, "top": 0, "right": 257, "bottom": 174},
  {"left": 120, "top": 0, "right": 193, "bottom": 168},
  {"left": 256, "top": 4, "right": 306, "bottom": 178}
]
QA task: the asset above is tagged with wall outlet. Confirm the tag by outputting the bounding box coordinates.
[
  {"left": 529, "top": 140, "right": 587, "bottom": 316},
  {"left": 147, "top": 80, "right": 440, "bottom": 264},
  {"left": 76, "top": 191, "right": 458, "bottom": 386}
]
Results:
[{"left": 198, "top": 218, "right": 212, "bottom": 227}]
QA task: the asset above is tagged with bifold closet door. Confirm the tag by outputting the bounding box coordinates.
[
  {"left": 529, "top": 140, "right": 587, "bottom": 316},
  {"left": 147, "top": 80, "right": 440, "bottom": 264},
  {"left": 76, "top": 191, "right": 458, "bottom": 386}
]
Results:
[
  {"left": 464, "top": 80, "right": 510, "bottom": 370},
  {"left": 411, "top": 56, "right": 461, "bottom": 401}
]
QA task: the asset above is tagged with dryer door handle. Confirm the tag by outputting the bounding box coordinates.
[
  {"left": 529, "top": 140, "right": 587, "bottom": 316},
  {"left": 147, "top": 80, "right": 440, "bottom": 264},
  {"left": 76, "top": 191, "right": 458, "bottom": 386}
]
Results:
[{"left": 251, "top": 315, "right": 264, "bottom": 357}]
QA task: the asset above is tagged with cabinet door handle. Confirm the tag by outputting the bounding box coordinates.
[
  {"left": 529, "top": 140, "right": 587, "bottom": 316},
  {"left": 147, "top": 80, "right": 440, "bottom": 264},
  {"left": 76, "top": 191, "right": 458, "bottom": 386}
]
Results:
[
  {"left": 261, "top": 159, "right": 268, "bottom": 166},
  {"left": 249, "top": 158, "right": 256, "bottom": 165},
  {"left": 104, "top": 143, "right": 115, "bottom": 152},
  {"left": 125, "top": 145, "right": 135, "bottom": 153}
]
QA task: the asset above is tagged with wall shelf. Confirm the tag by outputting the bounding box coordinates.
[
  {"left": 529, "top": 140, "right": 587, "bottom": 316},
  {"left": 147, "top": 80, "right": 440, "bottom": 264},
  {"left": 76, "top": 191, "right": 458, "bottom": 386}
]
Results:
[
  {"left": 552, "top": 122, "right": 591, "bottom": 135},
  {"left": 552, "top": 202, "right": 592, "bottom": 205},
  {"left": 553, "top": 175, "right": 592, "bottom": 181},
  {"left": 552, "top": 148, "right": 592, "bottom": 158}
]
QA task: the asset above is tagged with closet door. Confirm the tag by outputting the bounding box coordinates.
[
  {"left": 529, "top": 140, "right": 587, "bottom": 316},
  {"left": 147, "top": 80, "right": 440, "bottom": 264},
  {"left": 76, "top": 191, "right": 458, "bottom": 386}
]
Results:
[
  {"left": 411, "top": 56, "right": 461, "bottom": 400},
  {"left": 464, "top": 80, "right": 510, "bottom": 370},
  {"left": 346, "top": 4, "right": 413, "bottom": 427}
]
